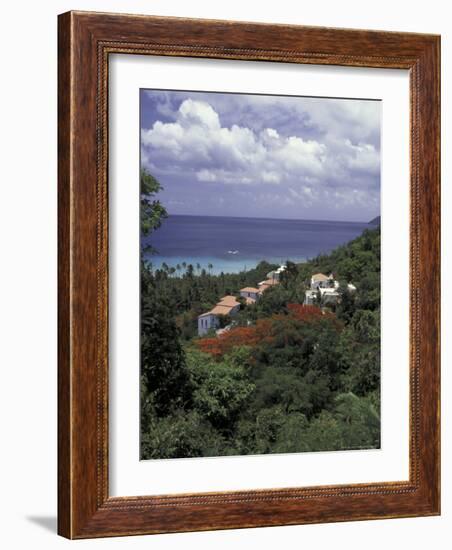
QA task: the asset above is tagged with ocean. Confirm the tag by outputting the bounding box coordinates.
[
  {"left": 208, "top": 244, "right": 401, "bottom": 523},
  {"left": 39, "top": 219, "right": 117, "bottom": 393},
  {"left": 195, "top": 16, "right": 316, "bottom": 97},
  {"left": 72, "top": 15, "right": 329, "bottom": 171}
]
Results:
[{"left": 142, "top": 215, "right": 371, "bottom": 274}]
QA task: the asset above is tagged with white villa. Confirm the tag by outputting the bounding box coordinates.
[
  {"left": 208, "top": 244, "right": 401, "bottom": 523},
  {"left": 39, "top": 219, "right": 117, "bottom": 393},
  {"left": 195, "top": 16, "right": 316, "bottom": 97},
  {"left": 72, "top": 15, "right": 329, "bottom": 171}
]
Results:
[
  {"left": 310, "top": 272, "right": 336, "bottom": 290},
  {"left": 197, "top": 295, "right": 241, "bottom": 336},
  {"left": 304, "top": 289, "right": 318, "bottom": 305},
  {"left": 239, "top": 287, "right": 261, "bottom": 303},
  {"left": 266, "top": 264, "right": 287, "bottom": 281},
  {"left": 197, "top": 311, "right": 221, "bottom": 336},
  {"left": 305, "top": 273, "right": 356, "bottom": 306}
]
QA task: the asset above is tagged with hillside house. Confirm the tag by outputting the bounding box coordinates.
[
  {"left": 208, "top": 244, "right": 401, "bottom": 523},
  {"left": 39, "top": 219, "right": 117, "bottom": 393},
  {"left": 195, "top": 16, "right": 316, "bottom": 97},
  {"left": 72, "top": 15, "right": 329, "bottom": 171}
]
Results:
[
  {"left": 198, "top": 311, "right": 221, "bottom": 336},
  {"left": 266, "top": 264, "right": 287, "bottom": 281},
  {"left": 240, "top": 287, "right": 261, "bottom": 302},
  {"left": 310, "top": 273, "right": 337, "bottom": 290},
  {"left": 319, "top": 287, "right": 341, "bottom": 305},
  {"left": 304, "top": 289, "right": 318, "bottom": 305},
  {"left": 258, "top": 278, "right": 279, "bottom": 293},
  {"left": 197, "top": 295, "right": 240, "bottom": 336},
  {"left": 216, "top": 295, "right": 241, "bottom": 314},
  {"left": 305, "top": 274, "right": 356, "bottom": 306}
]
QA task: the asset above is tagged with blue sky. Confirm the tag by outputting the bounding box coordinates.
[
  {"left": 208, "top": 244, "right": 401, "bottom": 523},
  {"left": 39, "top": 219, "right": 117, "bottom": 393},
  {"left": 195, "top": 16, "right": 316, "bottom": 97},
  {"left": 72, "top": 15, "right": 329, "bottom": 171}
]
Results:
[{"left": 140, "top": 89, "right": 380, "bottom": 222}]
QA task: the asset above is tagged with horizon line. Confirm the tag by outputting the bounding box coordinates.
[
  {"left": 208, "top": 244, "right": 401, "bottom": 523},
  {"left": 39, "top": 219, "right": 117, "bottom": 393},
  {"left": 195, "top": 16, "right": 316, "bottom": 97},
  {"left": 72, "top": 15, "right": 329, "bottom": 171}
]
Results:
[{"left": 163, "top": 212, "right": 380, "bottom": 225}]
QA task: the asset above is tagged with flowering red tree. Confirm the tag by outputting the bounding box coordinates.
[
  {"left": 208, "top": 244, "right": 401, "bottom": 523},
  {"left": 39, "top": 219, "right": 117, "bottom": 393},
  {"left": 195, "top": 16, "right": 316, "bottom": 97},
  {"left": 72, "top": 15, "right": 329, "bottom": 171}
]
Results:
[
  {"left": 287, "top": 304, "right": 325, "bottom": 320},
  {"left": 287, "top": 303, "right": 342, "bottom": 330},
  {"left": 196, "top": 318, "right": 276, "bottom": 358},
  {"left": 197, "top": 305, "right": 342, "bottom": 359}
]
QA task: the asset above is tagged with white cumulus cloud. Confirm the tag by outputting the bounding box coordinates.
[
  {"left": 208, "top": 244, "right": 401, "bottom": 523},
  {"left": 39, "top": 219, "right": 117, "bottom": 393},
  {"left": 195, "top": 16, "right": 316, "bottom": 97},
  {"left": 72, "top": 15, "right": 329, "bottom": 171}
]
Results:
[
  {"left": 141, "top": 99, "right": 329, "bottom": 189},
  {"left": 141, "top": 94, "right": 381, "bottom": 216}
]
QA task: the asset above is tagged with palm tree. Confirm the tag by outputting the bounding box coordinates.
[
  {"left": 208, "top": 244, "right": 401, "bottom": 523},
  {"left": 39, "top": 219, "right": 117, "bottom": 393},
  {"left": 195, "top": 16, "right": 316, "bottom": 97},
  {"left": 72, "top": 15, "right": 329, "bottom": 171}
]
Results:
[{"left": 208, "top": 262, "right": 213, "bottom": 274}]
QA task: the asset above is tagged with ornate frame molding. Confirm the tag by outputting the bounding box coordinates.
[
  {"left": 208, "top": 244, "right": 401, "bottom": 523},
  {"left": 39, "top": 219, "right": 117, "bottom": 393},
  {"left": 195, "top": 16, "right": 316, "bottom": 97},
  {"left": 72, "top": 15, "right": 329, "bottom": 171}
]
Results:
[{"left": 58, "top": 11, "right": 440, "bottom": 538}]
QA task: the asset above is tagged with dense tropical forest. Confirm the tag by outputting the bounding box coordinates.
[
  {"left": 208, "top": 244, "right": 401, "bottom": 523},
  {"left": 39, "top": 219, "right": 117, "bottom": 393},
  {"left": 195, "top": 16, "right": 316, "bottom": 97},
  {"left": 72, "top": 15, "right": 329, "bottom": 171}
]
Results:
[{"left": 140, "top": 169, "right": 381, "bottom": 459}]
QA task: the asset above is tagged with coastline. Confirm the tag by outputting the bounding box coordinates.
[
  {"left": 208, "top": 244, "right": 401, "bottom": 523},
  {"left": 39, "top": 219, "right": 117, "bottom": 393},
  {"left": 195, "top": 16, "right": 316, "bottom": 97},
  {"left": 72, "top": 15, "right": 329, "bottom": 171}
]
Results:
[{"left": 145, "top": 254, "right": 307, "bottom": 275}]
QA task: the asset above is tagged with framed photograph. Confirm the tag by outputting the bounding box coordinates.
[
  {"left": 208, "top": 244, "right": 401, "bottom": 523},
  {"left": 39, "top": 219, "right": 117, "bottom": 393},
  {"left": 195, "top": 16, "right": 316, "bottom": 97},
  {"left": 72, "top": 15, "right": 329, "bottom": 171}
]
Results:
[{"left": 58, "top": 11, "right": 440, "bottom": 538}]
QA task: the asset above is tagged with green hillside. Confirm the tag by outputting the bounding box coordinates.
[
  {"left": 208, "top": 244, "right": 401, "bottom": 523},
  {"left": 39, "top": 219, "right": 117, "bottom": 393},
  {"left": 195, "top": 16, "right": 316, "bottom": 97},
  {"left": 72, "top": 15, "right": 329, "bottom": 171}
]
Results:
[{"left": 140, "top": 226, "right": 381, "bottom": 459}]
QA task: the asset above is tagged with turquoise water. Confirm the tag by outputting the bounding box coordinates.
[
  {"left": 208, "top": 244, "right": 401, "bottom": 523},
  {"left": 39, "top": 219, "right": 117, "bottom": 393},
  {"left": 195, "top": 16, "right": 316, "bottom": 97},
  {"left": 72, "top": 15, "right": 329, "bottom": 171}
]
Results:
[{"left": 146, "top": 254, "right": 308, "bottom": 275}]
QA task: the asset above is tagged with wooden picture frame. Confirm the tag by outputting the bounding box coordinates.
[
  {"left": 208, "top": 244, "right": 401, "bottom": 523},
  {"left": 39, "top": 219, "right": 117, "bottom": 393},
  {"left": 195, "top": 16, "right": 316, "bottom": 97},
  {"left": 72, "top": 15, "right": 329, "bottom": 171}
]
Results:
[{"left": 58, "top": 11, "right": 440, "bottom": 539}]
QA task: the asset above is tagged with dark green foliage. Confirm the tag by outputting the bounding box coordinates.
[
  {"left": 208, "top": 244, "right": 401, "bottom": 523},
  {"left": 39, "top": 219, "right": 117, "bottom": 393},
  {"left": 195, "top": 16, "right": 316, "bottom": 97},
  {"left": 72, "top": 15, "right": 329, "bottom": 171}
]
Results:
[
  {"left": 140, "top": 187, "right": 381, "bottom": 458},
  {"left": 140, "top": 169, "right": 191, "bottom": 418},
  {"left": 140, "top": 169, "right": 168, "bottom": 242},
  {"left": 337, "top": 309, "right": 380, "bottom": 397},
  {"left": 279, "top": 260, "right": 298, "bottom": 288},
  {"left": 141, "top": 272, "right": 192, "bottom": 417},
  {"left": 187, "top": 349, "right": 255, "bottom": 432},
  {"left": 141, "top": 410, "right": 226, "bottom": 459}
]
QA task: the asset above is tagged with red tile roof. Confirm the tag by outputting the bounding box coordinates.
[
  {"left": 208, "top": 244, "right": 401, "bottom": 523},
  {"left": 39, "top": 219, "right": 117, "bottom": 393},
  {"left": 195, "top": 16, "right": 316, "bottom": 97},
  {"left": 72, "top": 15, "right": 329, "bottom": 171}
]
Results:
[
  {"left": 209, "top": 304, "right": 237, "bottom": 315},
  {"left": 218, "top": 295, "right": 240, "bottom": 307},
  {"left": 240, "top": 287, "right": 260, "bottom": 293}
]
